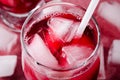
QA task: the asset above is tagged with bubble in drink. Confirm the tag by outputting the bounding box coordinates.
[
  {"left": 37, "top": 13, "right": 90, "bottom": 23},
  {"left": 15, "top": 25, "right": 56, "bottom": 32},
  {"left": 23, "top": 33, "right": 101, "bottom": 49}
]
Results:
[{"left": 42, "top": 5, "right": 63, "bottom": 16}]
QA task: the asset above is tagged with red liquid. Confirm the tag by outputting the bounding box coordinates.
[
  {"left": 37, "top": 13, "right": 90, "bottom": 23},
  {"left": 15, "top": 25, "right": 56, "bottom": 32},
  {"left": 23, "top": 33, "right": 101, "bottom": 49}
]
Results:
[
  {"left": 0, "top": 0, "right": 40, "bottom": 13},
  {"left": 22, "top": 13, "right": 100, "bottom": 80}
]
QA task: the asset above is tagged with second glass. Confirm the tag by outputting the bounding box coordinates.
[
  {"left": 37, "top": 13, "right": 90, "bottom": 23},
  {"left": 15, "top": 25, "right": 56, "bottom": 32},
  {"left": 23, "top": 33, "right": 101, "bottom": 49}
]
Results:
[
  {"left": 0, "top": 0, "right": 45, "bottom": 32},
  {"left": 21, "top": 2, "right": 101, "bottom": 80}
]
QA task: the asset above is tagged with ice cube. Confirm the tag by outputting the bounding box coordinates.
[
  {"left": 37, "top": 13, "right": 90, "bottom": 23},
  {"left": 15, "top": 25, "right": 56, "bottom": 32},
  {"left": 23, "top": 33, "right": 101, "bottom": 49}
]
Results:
[
  {"left": 0, "top": 55, "right": 17, "bottom": 77},
  {"left": 108, "top": 40, "right": 120, "bottom": 64},
  {"left": 64, "top": 22, "right": 80, "bottom": 42},
  {"left": 27, "top": 34, "right": 58, "bottom": 68},
  {"left": 47, "top": 17, "right": 74, "bottom": 40},
  {"left": 62, "top": 45, "right": 93, "bottom": 65},
  {"left": 0, "top": 25, "right": 18, "bottom": 54},
  {"left": 98, "top": 1, "right": 120, "bottom": 30}
]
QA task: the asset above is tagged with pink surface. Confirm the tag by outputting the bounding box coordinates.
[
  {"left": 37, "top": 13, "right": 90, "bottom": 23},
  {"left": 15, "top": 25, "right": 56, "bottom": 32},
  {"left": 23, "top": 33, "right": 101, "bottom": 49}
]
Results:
[{"left": 0, "top": 0, "right": 120, "bottom": 80}]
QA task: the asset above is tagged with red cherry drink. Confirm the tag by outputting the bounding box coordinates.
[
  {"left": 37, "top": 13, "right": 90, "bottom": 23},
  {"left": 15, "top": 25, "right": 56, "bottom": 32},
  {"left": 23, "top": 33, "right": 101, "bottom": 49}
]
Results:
[
  {"left": 0, "top": 0, "right": 40, "bottom": 13},
  {"left": 21, "top": 2, "right": 100, "bottom": 80},
  {"left": 0, "top": 0, "right": 44, "bottom": 32}
]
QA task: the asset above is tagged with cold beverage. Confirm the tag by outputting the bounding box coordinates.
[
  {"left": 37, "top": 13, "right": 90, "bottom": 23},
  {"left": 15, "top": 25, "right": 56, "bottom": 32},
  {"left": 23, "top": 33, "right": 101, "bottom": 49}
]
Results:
[
  {"left": 21, "top": 2, "right": 101, "bottom": 80},
  {"left": 0, "top": 0, "right": 40, "bottom": 13},
  {"left": 0, "top": 0, "right": 44, "bottom": 32}
]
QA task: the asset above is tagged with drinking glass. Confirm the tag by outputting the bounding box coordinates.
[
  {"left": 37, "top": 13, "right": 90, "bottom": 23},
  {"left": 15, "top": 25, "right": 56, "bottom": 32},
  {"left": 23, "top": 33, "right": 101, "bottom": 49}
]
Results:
[
  {"left": 0, "top": 0, "right": 45, "bottom": 32},
  {"left": 21, "top": 2, "right": 101, "bottom": 80}
]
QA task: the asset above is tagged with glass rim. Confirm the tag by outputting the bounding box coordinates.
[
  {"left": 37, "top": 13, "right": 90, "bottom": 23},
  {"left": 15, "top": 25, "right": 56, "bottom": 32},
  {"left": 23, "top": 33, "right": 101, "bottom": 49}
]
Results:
[{"left": 21, "top": 2, "right": 100, "bottom": 71}]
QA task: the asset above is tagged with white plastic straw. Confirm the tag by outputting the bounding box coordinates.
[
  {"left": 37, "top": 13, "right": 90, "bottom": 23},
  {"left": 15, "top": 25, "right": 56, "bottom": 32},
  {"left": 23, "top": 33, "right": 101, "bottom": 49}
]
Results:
[{"left": 76, "top": 0, "right": 100, "bottom": 37}]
